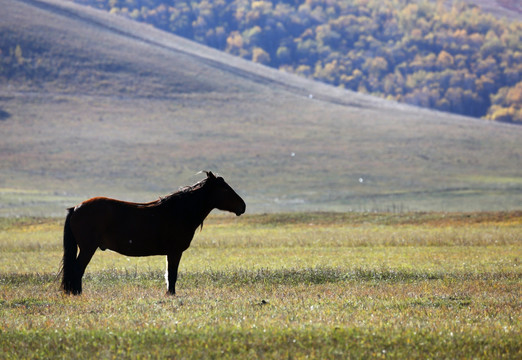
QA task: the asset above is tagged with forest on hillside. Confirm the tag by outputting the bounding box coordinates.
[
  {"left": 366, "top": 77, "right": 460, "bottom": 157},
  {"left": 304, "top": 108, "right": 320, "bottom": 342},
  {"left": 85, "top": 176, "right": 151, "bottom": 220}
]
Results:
[{"left": 1, "top": 0, "right": 521, "bottom": 123}]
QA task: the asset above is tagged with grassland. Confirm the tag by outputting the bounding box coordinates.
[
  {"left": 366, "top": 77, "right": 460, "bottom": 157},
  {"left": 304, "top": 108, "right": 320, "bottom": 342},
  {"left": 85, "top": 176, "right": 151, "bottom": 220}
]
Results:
[{"left": 1, "top": 212, "right": 520, "bottom": 359}]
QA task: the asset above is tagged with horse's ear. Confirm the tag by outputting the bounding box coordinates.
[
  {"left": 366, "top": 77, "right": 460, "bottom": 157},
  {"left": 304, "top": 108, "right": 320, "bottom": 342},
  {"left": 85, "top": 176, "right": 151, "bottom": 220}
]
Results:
[{"left": 205, "top": 171, "right": 216, "bottom": 179}]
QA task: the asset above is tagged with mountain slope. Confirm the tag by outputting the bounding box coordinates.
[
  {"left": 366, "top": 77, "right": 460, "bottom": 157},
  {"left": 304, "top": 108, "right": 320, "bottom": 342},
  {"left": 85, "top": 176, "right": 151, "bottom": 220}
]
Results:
[
  {"left": 1, "top": 0, "right": 521, "bottom": 215},
  {"left": 72, "top": 0, "right": 522, "bottom": 123},
  {"left": 452, "top": 0, "right": 522, "bottom": 21}
]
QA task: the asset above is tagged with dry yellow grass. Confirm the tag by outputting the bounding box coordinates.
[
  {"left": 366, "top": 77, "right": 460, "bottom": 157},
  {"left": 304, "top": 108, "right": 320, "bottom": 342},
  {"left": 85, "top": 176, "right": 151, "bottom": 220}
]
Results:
[{"left": 1, "top": 212, "right": 520, "bottom": 358}]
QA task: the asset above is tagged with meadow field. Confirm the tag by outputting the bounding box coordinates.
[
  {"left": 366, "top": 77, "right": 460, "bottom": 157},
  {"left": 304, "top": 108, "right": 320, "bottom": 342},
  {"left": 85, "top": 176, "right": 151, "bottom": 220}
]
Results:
[{"left": 0, "top": 212, "right": 520, "bottom": 359}]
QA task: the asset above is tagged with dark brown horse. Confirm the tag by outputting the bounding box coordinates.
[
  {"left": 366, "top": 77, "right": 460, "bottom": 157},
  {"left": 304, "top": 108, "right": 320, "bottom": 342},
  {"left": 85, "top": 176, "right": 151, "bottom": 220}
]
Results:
[{"left": 60, "top": 171, "right": 245, "bottom": 295}]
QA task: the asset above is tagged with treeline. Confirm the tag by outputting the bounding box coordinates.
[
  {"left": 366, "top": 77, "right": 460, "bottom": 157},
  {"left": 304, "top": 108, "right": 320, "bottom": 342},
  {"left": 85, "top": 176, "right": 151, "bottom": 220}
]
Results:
[
  {"left": 24, "top": 0, "right": 522, "bottom": 123},
  {"left": 0, "top": 36, "right": 70, "bottom": 86}
]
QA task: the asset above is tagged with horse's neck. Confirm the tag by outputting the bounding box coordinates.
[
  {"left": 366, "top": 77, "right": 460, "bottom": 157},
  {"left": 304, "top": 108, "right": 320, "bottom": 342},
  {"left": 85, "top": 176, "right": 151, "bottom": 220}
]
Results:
[{"left": 181, "top": 188, "right": 215, "bottom": 231}]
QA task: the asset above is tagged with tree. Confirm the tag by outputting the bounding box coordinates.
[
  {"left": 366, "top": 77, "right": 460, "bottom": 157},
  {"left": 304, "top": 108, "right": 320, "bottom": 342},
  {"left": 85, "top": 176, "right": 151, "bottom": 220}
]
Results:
[
  {"left": 276, "top": 45, "right": 291, "bottom": 64},
  {"left": 226, "top": 31, "right": 247, "bottom": 57},
  {"left": 487, "top": 82, "right": 522, "bottom": 123},
  {"left": 15, "top": 45, "right": 24, "bottom": 65},
  {"left": 78, "top": 0, "right": 522, "bottom": 124},
  {"left": 436, "top": 50, "right": 454, "bottom": 69},
  {"left": 365, "top": 56, "right": 388, "bottom": 77},
  {"left": 252, "top": 47, "right": 270, "bottom": 64}
]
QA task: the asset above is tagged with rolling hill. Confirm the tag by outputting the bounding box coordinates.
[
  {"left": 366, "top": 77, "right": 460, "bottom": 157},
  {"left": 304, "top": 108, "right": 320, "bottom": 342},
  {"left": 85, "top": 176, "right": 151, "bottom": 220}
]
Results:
[
  {"left": 1, "top": 0, "right": 521, "bottom": 216},
  {"left": 452, "top": 0, "right": 521, "bottom": 21}
]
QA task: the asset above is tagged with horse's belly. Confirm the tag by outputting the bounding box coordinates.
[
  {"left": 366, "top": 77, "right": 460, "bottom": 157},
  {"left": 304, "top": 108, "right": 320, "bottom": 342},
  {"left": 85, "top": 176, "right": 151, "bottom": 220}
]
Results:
[
  {"left": 106, "top": 239, "right": 166, "bottom": 256},
  {"left": 114, "top": 247, "right": 166, "bottom": 257},
  {"left": 102, "top": 228, "right": 165, "bottom": 256}
]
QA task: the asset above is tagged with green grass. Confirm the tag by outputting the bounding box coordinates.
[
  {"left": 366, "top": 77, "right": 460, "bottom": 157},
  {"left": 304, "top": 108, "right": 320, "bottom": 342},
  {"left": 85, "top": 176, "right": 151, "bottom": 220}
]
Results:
[{"left": 1, "top": 212, "right": 521, "bottom": 358}]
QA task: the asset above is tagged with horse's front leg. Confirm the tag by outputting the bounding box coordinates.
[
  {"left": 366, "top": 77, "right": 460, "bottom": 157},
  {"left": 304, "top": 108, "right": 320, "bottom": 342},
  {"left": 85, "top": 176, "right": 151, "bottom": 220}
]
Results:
[{"left": 166, "top": 252, "right": 183, "bottom": 295}]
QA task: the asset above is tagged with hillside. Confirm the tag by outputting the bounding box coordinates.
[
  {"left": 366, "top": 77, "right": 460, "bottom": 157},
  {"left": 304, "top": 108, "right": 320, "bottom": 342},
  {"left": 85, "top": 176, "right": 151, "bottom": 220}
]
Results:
[
  {"left": 73, "top": 0, "right": 522, "bottom": 124},
  {"left": 1, "top": 0, "right": 521, "bottom": 215},
  {"left": 452, "top": 0, "right": 522, "bottom": 21}
]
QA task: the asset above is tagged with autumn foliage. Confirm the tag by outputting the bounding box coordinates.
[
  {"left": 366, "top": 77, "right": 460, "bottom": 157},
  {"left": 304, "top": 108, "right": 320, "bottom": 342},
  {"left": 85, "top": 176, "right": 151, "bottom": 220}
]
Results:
[{"left": 3, "top": 0, "right": 522, "bottom": 123}]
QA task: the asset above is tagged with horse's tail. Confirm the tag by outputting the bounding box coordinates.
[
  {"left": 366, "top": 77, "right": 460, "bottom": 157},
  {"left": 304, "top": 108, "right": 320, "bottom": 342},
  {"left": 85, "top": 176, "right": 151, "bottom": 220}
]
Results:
[{"left": 60, "top": 208, "right": 77, "bottom": 294}]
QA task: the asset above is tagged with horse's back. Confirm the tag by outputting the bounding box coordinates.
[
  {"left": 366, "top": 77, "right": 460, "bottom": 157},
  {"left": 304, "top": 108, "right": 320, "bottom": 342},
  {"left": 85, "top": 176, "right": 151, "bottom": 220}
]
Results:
[
  {"left": 71, "top": 197, "right": 121, "bottom": 221},
  {"left": 69, "top": 197, "right": 164, "bottom": 253},
  {"left": 72, "top": 196, "right": 154, "bottom": 215}
]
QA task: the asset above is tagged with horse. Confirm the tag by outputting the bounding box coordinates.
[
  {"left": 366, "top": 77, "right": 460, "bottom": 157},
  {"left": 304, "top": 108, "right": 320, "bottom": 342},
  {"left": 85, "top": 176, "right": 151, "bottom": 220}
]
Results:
[{"left": 60, "top": 171, "right": 246, "bottom": 295}]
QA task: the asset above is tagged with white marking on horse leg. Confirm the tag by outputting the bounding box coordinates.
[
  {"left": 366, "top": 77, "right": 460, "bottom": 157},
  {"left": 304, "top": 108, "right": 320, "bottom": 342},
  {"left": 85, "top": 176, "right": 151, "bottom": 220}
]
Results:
[{"left": 165, "top": 257, "right": 169, "bottom": 289}]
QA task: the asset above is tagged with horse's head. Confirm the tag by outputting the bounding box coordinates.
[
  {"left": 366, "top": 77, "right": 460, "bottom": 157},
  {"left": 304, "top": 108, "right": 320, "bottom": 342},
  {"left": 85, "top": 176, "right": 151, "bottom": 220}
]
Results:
[{"left": 205, "top": 171, "right": 246, "bottom": 216}]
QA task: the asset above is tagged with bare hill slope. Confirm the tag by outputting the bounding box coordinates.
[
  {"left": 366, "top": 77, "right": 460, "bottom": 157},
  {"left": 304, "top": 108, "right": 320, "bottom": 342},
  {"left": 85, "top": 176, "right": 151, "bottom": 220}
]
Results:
[{"left": 1, "top": 0, "right": 521, "bottom": 215}]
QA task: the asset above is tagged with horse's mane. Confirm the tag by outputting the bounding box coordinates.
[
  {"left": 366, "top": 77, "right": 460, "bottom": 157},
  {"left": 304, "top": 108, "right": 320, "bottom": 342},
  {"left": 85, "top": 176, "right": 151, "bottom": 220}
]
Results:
[{"left": 141, "top": 177, "right": 210, "bottom": 208}]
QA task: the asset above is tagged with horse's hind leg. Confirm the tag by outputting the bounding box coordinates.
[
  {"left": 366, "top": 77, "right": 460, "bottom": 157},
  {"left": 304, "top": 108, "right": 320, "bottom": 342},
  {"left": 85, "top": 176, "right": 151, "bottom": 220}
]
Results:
[{"left": 73, "top": 245, "right": 97, "bottom": 294}]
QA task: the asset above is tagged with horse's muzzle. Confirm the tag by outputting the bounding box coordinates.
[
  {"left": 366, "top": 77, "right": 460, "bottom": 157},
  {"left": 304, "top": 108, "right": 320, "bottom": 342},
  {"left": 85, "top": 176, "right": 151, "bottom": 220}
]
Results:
[{"left": 236, "top": 203, "right": 246, "bottom": 216}]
